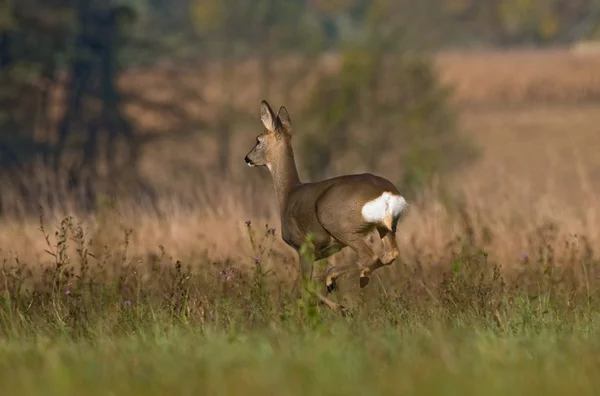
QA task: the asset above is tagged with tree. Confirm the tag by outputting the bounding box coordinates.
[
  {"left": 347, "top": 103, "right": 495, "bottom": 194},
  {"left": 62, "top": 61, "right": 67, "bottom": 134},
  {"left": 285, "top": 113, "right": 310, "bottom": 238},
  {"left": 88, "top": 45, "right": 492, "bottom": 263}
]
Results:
[
  {"left": 0, "top": 0, "right": 143, "bottom": 214},
  {"left": 190, "top": 0, "right": 325, "bottom": 174},
  {"left": 301, "top": 0, "right": 478, "bottom": 195}
]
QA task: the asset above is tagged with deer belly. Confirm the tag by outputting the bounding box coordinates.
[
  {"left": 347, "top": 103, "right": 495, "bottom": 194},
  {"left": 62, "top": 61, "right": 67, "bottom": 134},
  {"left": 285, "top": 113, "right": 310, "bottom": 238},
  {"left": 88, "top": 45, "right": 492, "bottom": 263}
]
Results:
[{"left": 313, "top": 237, "right": 343, "bottom": 260}]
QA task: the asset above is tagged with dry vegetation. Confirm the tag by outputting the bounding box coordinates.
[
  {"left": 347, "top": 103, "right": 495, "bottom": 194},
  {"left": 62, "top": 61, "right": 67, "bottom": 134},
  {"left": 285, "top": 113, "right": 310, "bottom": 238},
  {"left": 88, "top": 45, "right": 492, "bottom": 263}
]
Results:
[
  {"left": 3, "top": 48, "right": 600, "bottom": 270},
  {"left": 436, "top": 48, "right": 600, "bottom": 105}
]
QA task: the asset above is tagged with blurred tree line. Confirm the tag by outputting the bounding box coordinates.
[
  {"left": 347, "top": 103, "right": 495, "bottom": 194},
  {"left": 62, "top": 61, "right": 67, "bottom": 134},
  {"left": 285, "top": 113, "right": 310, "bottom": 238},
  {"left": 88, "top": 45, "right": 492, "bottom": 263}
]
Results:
[{"left": 1, "top": 0, "right": 599, "bottom": 215}]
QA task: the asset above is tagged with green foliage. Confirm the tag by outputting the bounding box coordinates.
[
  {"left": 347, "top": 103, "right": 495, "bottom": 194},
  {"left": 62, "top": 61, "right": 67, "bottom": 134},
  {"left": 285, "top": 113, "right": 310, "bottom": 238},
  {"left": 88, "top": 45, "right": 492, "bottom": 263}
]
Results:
[
  {"left": 295, "top": 0, "right": 478, "bottom": 194},
  {"left": 0, "top": 0, "right": 148, "bottom": 213},
  {"left": 3, "top": 325, "right": 600, "bottom": 395},
  {"left": 499, "top": 0, "right": 560, "bottom": 42},
  {"left": 148, "top": 0, "right": 600, "bottom": 61},
  {"left": 448, "top": 0, "right": 598, "bottom": 45},
  {"left": 189, "top": 0, "right": 323, "bottom": 56},
  {"left": 303, "top": 42, "right": 477, "bottom": 195}
]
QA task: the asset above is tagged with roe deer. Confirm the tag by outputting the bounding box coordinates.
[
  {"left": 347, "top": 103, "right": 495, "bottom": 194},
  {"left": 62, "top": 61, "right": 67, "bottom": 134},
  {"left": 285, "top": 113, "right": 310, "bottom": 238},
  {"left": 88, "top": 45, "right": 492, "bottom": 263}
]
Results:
[{"left": 245, "top": 100, "right": 408, "bottom": 316}]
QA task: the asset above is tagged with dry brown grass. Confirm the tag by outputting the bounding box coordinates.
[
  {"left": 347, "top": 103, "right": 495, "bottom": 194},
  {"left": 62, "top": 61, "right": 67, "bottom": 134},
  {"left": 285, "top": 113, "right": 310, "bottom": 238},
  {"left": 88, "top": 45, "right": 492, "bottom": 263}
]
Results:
[
  {"left": 435, "top": 47, "right": 600, "bottom": 105},
  {"left": 2, "top": 47, "right": 600, "bottom": 292}
]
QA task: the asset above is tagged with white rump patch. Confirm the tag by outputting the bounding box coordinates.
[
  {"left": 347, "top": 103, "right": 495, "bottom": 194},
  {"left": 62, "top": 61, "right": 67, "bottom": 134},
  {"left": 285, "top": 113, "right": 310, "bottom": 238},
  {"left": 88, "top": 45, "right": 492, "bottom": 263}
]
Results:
[{"left": 361, "top": 192, "right": 408, "bottom": 225}]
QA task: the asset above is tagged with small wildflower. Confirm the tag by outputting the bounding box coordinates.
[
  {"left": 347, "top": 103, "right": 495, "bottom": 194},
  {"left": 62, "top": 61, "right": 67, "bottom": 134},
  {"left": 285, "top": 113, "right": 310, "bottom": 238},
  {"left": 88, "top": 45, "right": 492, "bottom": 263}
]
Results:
[
  {"left": 267, "top": 227, "right": 276, "bottom": 235},
  {"left": 252, "top": 257, "right": 260, "bottom": 264},
  {"left": 520, "top": 253, "right": 528, "bottom": 261},
  {"left": 219, "top": 267, "right": 237, "bottom": 282},
  {"left": 245, "top": 220, "right": 251, "bottom": 227},
  {"left": 65, "top": 289, "right": 71, "bottom": 295},
  {"left": 124, "top": 300, "right": 132, "bottom": 306}
]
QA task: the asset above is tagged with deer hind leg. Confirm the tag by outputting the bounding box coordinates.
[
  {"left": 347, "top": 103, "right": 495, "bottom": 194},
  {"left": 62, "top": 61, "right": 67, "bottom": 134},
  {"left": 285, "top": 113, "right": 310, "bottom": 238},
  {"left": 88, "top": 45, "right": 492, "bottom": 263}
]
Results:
[
  {"left": 379, "top": 228, "right": 400, "bottom": 265},
  {"left": 359, "top": 229, "right": 400, "bottom": 288},
  {"left": 324, "top": 234, "right": 379, "bottom": 293}
]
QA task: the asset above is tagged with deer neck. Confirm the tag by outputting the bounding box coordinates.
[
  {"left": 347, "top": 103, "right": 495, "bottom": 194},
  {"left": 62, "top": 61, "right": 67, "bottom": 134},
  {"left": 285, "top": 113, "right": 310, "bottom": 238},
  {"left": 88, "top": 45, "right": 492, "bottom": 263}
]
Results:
[{"left": 269, "top": 143, "right": 301, "bottom": 213}]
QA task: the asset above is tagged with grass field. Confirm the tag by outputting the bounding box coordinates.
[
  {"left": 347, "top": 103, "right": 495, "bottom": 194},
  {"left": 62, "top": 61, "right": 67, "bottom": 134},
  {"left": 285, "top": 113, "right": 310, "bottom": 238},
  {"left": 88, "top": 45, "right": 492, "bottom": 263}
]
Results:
[
  {"left": 3, "top": 322, "right": 600, "bottom": 395},
  {"left": 2, "top": 47, "right": 600, "bottom": 395}
]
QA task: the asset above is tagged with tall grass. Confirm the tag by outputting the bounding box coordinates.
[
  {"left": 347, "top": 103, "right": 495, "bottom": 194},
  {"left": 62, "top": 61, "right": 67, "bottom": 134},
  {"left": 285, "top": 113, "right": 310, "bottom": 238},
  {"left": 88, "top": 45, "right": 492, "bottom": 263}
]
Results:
[{"left": 0, "top": 189, "right": 599, "bottom": 394}]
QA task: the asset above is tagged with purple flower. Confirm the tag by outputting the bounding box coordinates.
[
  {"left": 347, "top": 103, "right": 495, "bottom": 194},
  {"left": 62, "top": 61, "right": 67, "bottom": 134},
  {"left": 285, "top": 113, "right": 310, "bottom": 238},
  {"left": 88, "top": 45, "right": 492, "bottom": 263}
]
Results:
[
  {"left": 124, "top": 300, "right": 132, "bottom": 306},
  {"left": 252, "top": 257, "right": 260, "bottom": 264},
  {"left": 267, "top": 228, "right": 276, "bottom": 235},
  {"left": 65, "top": 289, "right": 71, "bottom": 295},
  {"left": 520, "top": 253, "right": 528, "bottom": 261}
]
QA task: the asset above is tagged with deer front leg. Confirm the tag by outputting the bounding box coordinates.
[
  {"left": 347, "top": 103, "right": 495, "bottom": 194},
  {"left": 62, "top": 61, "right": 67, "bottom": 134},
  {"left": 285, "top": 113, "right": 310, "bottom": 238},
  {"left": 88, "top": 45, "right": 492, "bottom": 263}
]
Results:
[{"left": 297, "top": 250, "right": 349, "bottom": 316}]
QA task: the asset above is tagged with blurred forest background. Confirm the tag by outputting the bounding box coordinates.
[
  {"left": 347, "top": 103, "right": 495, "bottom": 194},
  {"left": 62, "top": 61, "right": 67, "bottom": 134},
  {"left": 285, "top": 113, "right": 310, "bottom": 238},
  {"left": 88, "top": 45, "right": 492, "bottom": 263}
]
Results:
[{"left": 1, "top": 0, "right": 600, "bottom": 227}]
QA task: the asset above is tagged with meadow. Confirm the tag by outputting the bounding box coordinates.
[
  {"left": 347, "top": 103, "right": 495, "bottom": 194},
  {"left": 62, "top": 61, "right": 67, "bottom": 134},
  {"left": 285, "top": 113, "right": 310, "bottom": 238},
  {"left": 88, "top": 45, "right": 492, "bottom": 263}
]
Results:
[{"left": 1, "top": 47, "right": 600, "bottom": 395}]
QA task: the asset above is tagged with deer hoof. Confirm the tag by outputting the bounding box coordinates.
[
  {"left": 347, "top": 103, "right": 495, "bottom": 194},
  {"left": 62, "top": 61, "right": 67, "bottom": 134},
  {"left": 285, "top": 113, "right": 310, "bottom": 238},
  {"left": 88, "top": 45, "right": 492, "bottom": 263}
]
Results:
[
  {"left": 325, "top": 271, "right": 338, "bottom": 294},
  {"left": 326, "top": 280, "right": 337, "bottom": 294},
  {"left": 337, "top": 304, "right": 352, "bottom": 318},
  {"left": 359, "top": 269, "right": 371, "bottom": 288},
  {"left": 359, "top": 276, "right": 370, "bottom": 288}
]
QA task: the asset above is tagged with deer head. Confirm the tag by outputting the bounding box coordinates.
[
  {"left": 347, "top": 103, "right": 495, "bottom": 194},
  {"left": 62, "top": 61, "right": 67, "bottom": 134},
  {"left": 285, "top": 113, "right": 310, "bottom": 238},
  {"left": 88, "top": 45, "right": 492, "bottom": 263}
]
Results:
[{"left": 244, "top": 100, "right": 292, "bottom": 169}]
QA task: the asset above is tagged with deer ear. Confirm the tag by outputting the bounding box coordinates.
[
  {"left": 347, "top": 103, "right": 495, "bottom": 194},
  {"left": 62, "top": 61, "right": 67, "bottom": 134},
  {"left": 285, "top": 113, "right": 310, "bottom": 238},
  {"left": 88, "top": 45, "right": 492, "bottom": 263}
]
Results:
[
  {"left": 276, "top": 106, "right": 292, "bottom": 136},
  {"left": 260, "top": 100, "right": 277, "bottom": 133}
]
